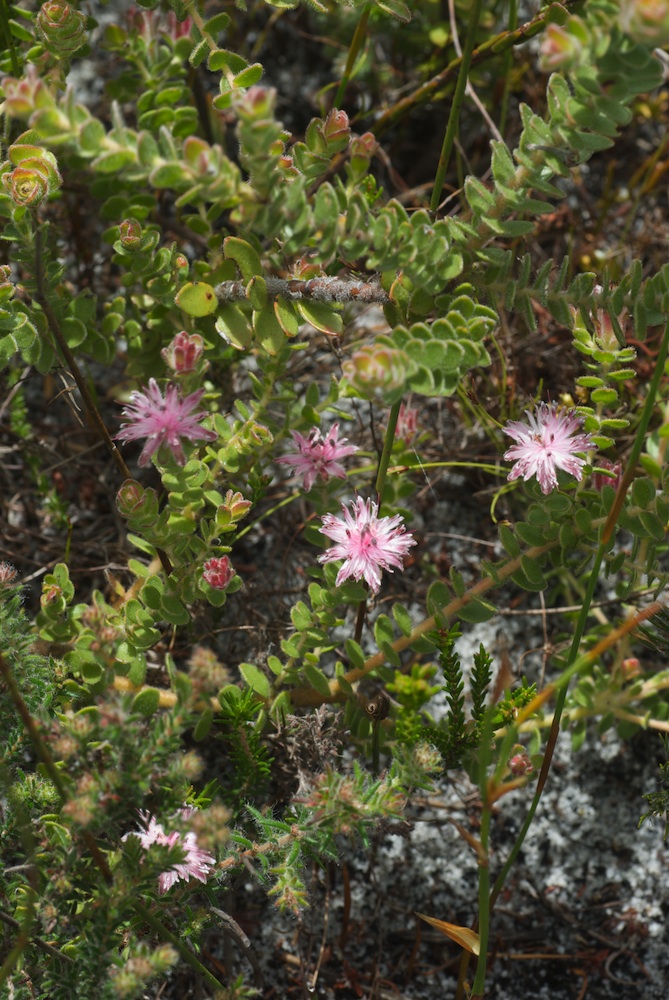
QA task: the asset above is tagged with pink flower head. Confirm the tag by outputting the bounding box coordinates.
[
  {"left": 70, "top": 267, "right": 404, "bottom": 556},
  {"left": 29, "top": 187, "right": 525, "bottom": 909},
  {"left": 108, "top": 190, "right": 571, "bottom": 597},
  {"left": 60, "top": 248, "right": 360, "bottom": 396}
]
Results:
[
  {"left": 503, "top": 403, "right": 593, "bottom": 495},
  {"left": 318, "top": 497, "right": 416, "bottom": 594},
  {"left": 202, "top": 556, "right": 235, "bottom": 590},
  {"left": 124, "top": 808, "right": 216, "bottom": 895},
  {"left": 117, "top": 378, "right": 217, "bottom": 467},
  {"left": 277, "top": 423, "right": 359, "bottom": 492}
]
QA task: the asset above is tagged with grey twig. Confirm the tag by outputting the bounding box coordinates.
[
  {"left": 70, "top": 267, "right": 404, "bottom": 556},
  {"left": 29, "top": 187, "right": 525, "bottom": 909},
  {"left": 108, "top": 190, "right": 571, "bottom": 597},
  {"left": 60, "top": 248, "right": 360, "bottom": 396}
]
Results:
[{"left": 215, "top": 275, "right": 389, "bottom": 304}]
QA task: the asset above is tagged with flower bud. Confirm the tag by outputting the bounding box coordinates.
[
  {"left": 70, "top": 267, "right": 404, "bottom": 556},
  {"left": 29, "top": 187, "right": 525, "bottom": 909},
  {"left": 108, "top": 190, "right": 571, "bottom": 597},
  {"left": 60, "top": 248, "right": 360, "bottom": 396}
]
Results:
[
  {"left": 591, "top": 458, "right": 622, "bottom": 492},
  {"left": 349, "top": 131, "right": 378, "bottom": 181},
  {"left": 620, "top": 0, "right": 669, "bottom": 46},
  {"left": 538, "top": 18, "right": 588, "bottom": 73},
  {"left": 234, "top": 85, "right": 276, "bottom": 122},
  {"left": 161, "top": 331, "right": 205, "bottom": 373},
  {"left": 118, "top": 218, "right": 143, "bottom": 249},
  {"left": 3, "top": 164, "right": 49, "bottom": 206},
  {"left": 394, "top": 402, "right": 419, "bottom": 446},
  {"left": 202, "top": 556, "right": 235, "bottom": 591},
  {"left": 0, "top": 561, "right": 18, "bottom": 586},
  {"left": 2, "top": 65, "right": 54, "bottom": 119},
  {"left": 508, "top": 745, "right": 534, "bottom": 776},
  {"left": 323, "top": 108, "right": 350, "bottom": 145},
  {"left": 115, "top": 479, "right": 159, "bottom": 520},
  {"left": 342, "top": 341, "right": 409, "bottom": 401},
  {"left": 37, "top": 2, "right": 88, "bottom": 57},
  {"left": 182, "top": 136, "right": 213, "bottom": 176}
]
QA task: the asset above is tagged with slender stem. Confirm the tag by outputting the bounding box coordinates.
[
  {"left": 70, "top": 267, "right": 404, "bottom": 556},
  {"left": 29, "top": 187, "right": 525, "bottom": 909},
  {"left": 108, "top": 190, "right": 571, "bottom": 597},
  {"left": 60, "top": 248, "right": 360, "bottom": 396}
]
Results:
[
  {"left": 33, "top": 228, "right": 173, "bottom": 577},
  {"left": 489, "top": 315, "right": 669, "bottom": 912},
  {"left": 470, "top": 805, "right": 491, "bottom": 997},
  {"left": 0, "top": 651, "right": 68, "bottom": 801},
  {"left": 132, "top": 900, "right": 225, "bottom": 991},
  {"left": 333, "top": 4, "right": 371, "bottom": 110},
  {"left": 498, "top": 0, "right": 517, "bottom": 138},
  {"left": 375, "top": 399, "right": 401, "bottom": 500},
  {"left": 431, "top": 0, "right": 483, "bottom": 214}
]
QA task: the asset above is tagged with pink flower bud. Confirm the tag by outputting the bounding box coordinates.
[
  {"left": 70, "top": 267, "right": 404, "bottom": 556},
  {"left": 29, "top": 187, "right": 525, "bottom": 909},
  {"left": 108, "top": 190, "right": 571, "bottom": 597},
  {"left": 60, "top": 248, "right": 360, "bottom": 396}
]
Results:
[
  {"left": 0, "top": 561, "right": 18, "bottom": 586},
  {"left": 323, "top": 109, "right": 349, "bottom": 142},
  {"left": 508, "top": 746, "right": 534, "bottom": 776},
  {"left": 161, "top": 331, "right": 205, "bottom": 373},
  {"left": 202, "top": 557, "right": 235, "bottom": 591},
  {"left": 591, "top": 458, "right": 622, "bottom": 492}
]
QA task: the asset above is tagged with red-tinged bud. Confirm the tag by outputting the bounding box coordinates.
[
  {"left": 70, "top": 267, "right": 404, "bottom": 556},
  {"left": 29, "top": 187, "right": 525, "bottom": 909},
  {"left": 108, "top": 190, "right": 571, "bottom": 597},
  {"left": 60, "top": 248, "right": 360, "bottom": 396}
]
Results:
[
  {"left": 349, "top": 131, "right": 378, "bottom": 179},
  {"left": 161, "top": 331, "right": 204, "bottom": 373},
  {"left": 41, "top": 583, "right": 62, "bottom": 606},
  {"left": 2, "top": 65, "right": 54, "bottom": 119},
  {"left": 3, "top": 164, "right": 49, "bottom": 206},
  {"left": 234, "top": 85, "right": 276, "bottom": 121},
  {"left": 118, "top": 218, "right": 142, "bottom": 249},
  {"left": 277, "top": 154, "right": 298, "bottom": 178},
  {"left": 0, "top": 561, "right": 18, "bottom": 586},
  {"left": 620, "top": 0, "right": 669, "bottom": 46},
  {"left": 182, "top": 136, "right": 213, "bottom": 176},
  {"left": 164, "top": 12, "right": 193, "bottom": 41},
  {"left": 621, "top": 657, "right": 642, "bottom": 681},
  {"left": 323, "top": 108, "right": 349, "bottom": 142},
  {"left": 202, "top": 556, "right": 235, "bottom": 591},
  {"left": 508, "top": 745, "right": 534, "bottom": 776},
  {"left": 115, "top": 479, "right": 158, "bottom": 519},
  {"left": 342, "top": 341, "right": 409, "bottom": 400},
  {"left": 538, "top": 18, "right": 588, "bottom": 73},
  {"left": 591, "top": 458, "right": 623, "bottom": 492},
  {"left": 293, "top": 255, "right": 323, "bottom": 279},
  {"left": 37, "top": 1, "right": 88, "bottom": 57}
]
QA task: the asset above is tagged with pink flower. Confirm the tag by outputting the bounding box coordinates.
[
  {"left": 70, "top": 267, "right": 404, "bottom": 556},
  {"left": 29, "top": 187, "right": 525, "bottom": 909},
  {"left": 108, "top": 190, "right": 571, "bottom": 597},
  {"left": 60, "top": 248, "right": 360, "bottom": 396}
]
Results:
[
  {"left": 277, "top": 423, "right": 359, "bottom": 491},
  {"left": 117, "top": 378, "right": 217, "bottom": 467},
  {"left": 125, "top": 808, "right": 216, "bottom": 895},
  {"left": 318, "top": 497, "right": 416, "bottom": 594},
  {"left": 503, "top": 403, "right": 593, "bottom": 495},
  {"left": 202, "top": 556, "right": 235, "bottom": 590}
]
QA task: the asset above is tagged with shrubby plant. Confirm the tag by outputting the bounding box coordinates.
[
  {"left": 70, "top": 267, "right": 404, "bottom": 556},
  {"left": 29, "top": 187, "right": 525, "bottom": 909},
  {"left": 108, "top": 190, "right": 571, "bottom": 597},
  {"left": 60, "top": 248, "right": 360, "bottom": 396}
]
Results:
[{"left": 2, "top": 1, "right": 669, "bottom": 997}]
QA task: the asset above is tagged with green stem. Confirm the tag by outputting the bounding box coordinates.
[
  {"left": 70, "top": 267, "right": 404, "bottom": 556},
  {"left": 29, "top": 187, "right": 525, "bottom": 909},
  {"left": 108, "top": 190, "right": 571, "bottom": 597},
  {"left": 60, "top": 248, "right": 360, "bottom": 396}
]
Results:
[
  {"left": 132, "top": 900, "right": 225, "bottom": 992},
  {"left": 333, "top": 4, "right": 371, "bottom": 110},
  {"left": 375, "top": 399, "right": 401, "bottom": 500},
  {"left": 489, "top": 313, "right": 669, "bottom": 912},
  {"left": 33, "top": 228, "right": 173, "bottom": 578},
  {"left": 430, "top": 0, "right": 482, "bottom": 214},
  {"left": 471, "top": 806, "right": 491, "bottom": 997},
  {"left": 497, "top": 0, "right": 517, "bottom": 138}
]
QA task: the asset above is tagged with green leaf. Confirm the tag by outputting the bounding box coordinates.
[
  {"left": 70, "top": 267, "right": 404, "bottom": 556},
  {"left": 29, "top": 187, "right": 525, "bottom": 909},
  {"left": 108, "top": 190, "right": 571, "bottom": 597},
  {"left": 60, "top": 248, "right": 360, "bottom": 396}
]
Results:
[
  {"left": 193, "top": 708, "right": 214, "bottom": 741},
  {"left": 459, "top": 598, "right": 497, "bottom": 623},
  {"left": 296, "top": 300, "right": 343, "bottom": 335},
  {"left": 345, "top": 638, "right": 366, "bottom": 669},
  {"left": 239, "top": 662, "right": 270, "bottom": 698},
  {"left": 303, "top": 663, "right": 332, "bottom": 698},
  {"left": 631, "top": 477, "right": 656, "bottom": 509},
  {"left": 499, "top": 523, "right": 520, "bottom": 557},
  {"left": 291, "top": 601, "right": 312, "bottom": 630},
  {"left": 132, "top": 687, "right": 161, "bottom": 716},
  {"left": 520, "top": 554, "right": 546, "bottom": 588},
  {"left": 175, "top": 281, "right": 218, "bottom": 317},
  {"left": 224, "top": 236, "right": 263, "bottom": 282},
  {"left": 392, "top": 602, "right": 413, "bottom": 637}
]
